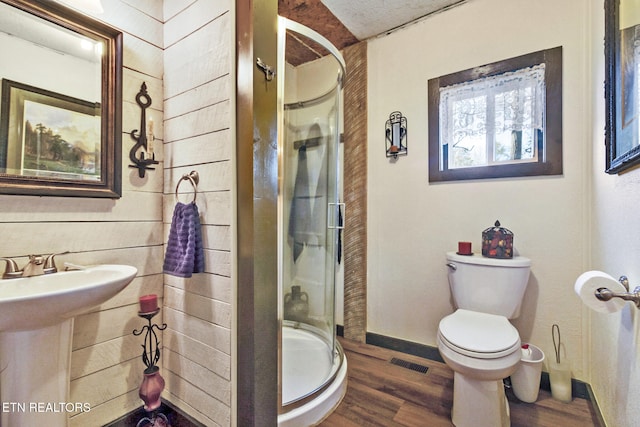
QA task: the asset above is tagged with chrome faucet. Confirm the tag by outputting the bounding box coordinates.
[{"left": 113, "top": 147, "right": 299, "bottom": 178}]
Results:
[
  {"left": 22, "top": 255, "right": 46, "bottom": 277},
  {"left": 1, "top": 252, "right": 69, "bottom": 279}
]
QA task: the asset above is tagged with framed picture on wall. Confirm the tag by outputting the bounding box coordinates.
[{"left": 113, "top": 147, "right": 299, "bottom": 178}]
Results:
[
  {"left": 0, "top": 79, "right": 101, "bottom": 181},
  {"left": 605, "top": 0, "right": 640, "bottom": 173}
]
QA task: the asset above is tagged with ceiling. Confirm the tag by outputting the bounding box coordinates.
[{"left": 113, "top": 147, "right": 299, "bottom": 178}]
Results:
[
  {"left": 0, "top": 1, "right": 99, "bottom": 63},
  {"left": 278, "top": 0, "right": 467, "bottom": 66}
]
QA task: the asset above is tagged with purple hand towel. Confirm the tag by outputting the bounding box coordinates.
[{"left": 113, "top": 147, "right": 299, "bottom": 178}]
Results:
[{"left": 163, "top": 202, "right": 204, "bottom": 278}]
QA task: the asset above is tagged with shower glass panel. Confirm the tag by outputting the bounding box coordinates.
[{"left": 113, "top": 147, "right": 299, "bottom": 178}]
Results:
[{"left": 277, "top": 17, "right": 346, "bottom": 421}]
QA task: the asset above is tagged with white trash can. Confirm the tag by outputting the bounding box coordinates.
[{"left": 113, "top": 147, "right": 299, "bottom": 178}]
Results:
[{"left": 510, "top": 343, "right": 545, "bottom": 403}]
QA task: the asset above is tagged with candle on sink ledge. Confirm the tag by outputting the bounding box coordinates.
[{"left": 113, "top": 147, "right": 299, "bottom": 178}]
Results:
[{"left": 139, "top": 294, "right": 158, "bottom": 313}]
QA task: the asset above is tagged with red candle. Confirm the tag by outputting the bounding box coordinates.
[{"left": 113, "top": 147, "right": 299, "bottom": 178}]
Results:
[
  {"left": 458, "top": 241, "right": 472, "bottom": 255},
  {"left": 139, "top": 294, "right": 158, "bottom": 313}
]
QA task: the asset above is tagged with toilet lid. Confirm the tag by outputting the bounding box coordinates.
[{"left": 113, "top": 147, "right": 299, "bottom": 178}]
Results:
[{"left": 439, "top": 309, "right": 520, "bottom": 355}]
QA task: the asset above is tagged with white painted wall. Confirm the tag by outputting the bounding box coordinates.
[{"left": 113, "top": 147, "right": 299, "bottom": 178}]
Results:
[
  {"left": 590, "top": 1, "right": 640, "bottom": 425},
  {"left": 366, "top": 0, "right": 591, "bottom": 381}
]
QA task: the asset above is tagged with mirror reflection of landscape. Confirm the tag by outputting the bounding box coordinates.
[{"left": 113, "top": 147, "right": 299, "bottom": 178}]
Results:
[
  {"left": 1, "top": 80, "right": 102, "bottom": 181},
  {"left": 0, "top": 0, "right": 122, "bottom": 198}
]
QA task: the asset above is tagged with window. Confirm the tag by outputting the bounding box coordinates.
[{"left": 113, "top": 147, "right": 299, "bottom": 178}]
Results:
[{"left": 428, "top": 47, "right": 562, "bottom": 182}]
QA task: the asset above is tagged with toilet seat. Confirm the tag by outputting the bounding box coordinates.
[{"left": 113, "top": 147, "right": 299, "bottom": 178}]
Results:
[{"left": 438, "top": 309, "right": 520, "bottom": 359}]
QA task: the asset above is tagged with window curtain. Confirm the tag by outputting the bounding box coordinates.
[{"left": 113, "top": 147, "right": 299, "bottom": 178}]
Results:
[{"left": 439, "top": 64, "right": 546, "bottom": 148}]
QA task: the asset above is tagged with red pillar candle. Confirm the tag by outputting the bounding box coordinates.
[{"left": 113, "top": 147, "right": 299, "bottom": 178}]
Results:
[
  {"left": 458, "top": 241, "right": 472, "bottom": 255},
  {"left": 139, "top": 294, "right": 158, "bottom": 313}
]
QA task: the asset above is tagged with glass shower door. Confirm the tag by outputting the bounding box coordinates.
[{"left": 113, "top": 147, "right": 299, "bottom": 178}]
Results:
[
  {"left": 278, "top": 17, "right": 345, "bottom": 412},
  {"left": 283, "top": 84, "right": 341, "bottom": 348}
]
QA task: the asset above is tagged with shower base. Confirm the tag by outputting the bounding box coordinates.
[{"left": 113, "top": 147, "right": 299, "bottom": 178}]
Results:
[{"left": 278, "top": 326, "right": 347, "bottom": 426}]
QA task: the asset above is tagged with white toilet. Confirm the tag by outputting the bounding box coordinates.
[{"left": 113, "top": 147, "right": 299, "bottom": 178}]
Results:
[{"left": 437, "top": 251, "right": 531, "bottom": 427}]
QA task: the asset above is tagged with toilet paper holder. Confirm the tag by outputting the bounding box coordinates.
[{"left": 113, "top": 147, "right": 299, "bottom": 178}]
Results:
[{"left": 595, "top": 276, "right": 640, "bottom": 308}]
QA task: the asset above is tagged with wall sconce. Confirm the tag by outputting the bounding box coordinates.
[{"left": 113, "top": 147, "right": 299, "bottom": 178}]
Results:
[
  {"left": 385, "top": 111, "right": 407, "bottom": 159},
  {"left": 129, "top": 82, "right": 159, "bottom": 178}
]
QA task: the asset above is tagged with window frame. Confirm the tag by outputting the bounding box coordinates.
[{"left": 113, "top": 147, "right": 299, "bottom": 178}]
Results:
[{"left": 428, "top": 47, "right": 563, "bottom": 182}]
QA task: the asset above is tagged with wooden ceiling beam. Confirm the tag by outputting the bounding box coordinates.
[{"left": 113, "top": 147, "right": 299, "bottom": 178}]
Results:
[{"left": 278, "top": 0, "right": 359, "bottom": 65}]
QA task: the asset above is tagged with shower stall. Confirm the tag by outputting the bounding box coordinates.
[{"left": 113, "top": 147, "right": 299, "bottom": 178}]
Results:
[{"left": 276, "top": 17, "right": 347, "bottom": 426}]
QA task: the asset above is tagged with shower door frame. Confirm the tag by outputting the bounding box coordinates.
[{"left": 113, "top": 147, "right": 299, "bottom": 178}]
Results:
[
  {"left": 276, "top": 15, "right": 346, "bottom": 414},
  {"left": 236, "top": 0, "right": 279, "bottom": 425}
]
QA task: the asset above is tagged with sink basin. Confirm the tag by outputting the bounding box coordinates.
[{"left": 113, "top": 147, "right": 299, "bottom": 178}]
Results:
[
  {"left": 0, "top": 264, "right": 137, "bottom": 426},
  {"left": 0, "top": 264, "right": 137, "bottom": 331}
]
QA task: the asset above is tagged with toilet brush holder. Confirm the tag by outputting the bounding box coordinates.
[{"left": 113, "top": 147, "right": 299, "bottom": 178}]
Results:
[
  {"left": 549, "top": 360, "right": 572, "bottom": 402},
  {"left": 549, "top": 323, "right": 571, "bottom": 402}
]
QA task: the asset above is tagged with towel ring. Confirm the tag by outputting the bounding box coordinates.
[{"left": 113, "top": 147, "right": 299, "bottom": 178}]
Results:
[{"left": 175, "top": 171, "right": 199, "bottom": 203}]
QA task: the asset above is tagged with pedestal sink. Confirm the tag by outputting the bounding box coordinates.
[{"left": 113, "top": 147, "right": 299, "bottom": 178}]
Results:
[{"left": 0, "top": 264, "right": 137, "bottom": 427}]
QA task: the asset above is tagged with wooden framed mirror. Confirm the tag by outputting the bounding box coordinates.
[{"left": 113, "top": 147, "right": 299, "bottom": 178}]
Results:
[
  {"left": 605, "top": 0, "right": 640, "bottom": 174},
  {"left": 0, "top": 0, "right": 122, "bottom": 197}
]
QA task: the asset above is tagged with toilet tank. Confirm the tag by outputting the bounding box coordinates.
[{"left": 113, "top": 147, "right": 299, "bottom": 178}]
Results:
[{"left": 446, "top": 251, "right": 531, "bottom": 318}]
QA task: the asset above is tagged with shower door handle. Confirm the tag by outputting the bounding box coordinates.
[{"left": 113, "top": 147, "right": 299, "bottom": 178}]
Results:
[{"left": 327, "top": 203, "right": 345, "bottom": 230}]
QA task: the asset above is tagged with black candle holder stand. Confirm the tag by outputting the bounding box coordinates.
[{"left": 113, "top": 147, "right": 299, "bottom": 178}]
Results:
[
  {"left": 133, "top": 309, "right": 169, "bottom": 427},
  {"left": 134, "top": 309, "right": 167, "bottom": 370}
]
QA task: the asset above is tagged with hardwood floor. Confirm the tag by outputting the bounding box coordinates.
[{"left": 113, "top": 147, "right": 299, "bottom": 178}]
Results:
[{"left": 320, "top": 338, "right": 602, "bottom": 427}]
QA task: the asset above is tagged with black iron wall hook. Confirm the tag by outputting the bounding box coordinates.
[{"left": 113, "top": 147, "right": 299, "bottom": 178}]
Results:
[{"left": 129, "top": 82, "right": 159, "bottom": 178}]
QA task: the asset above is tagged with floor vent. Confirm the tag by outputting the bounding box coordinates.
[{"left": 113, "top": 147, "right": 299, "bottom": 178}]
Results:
[{"left": 390, "top": 357, "right": 429, "bottom": 374}]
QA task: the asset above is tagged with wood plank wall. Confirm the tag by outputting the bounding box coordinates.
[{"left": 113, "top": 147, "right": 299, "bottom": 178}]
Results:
[
  {"left": 0, "top": 1, "right": 233, "bottom": 426},
  {"left": 68, "top": 1, "right": 165, "bottom": 425},
  {"left": 162, "top": 1, "right": 233, "bottom": 426}
]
